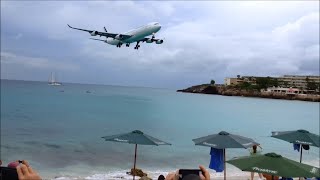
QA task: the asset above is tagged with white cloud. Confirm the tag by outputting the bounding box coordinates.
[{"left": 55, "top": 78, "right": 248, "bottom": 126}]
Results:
[
  {"left": 77, "top": 8, "right": 319, "bottom": 80},
  {"left": 1, "top": 52, "right": 79, "bottom": 71},
  {"left": 1, "top": 1, "right": 319, "bottom": 87},
  {"left": 1, "top": 1, "right": 176, "bottom": 40},
  {"left": 272, "top": 12, "right": 319, "bottom": 44}
]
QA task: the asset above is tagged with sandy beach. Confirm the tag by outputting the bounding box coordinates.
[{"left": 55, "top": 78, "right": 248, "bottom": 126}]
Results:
[
  {"left": 100, "top": 175, "right": 312, "bottom": 180},
  {"left": 214, "top": 178, "right": 303, "bottom": 180}
]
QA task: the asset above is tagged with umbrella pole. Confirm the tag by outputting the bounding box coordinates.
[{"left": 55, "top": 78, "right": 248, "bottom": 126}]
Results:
[
  {"left": 299, "top": 145, "right": 303, "bottom": 180},
  {"left": 299, "top": 145, "right": 303, "bottom": 163},
  {"left": 224, "top": 148, "right": 226, "bottom": 180},
  {"left": 133, "top": 144, "right": 137, "bottom": 180}
]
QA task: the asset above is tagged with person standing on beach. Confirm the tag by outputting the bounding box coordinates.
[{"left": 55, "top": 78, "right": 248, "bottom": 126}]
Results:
[{"left": 250, "top": 145, "right": 264, "bottom": 180}]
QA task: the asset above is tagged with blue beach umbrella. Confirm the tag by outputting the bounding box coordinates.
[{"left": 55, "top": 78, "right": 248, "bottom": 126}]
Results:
[{"left": 102, "top": 130, "right": 171, "bottom": 180}]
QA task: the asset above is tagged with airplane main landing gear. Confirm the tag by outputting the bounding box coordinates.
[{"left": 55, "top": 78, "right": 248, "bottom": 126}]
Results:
[
  {"left": 126, "top": 43, "right": 130, "bottom": 47},
  {"left": 116, "top": 43, "right": 123, "bottom": 48},
  {"left": 134, "top": 41, "right": 140, "bottom": 50},
  {"left": 134, "top": 45, "right": 140, "bottom": 49}
]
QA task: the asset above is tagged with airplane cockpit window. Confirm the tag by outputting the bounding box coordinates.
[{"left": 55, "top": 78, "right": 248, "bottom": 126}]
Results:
[{"left": 154, "top": 23, "right": 159, "bottom": 25}]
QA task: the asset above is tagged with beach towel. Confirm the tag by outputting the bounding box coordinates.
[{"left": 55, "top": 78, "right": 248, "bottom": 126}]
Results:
[
  {"left": 293, "top": 144, "right": 300, "bottom": 152},
  {"left": 209, "top": 147, "right": 224, "bottom": 172}
]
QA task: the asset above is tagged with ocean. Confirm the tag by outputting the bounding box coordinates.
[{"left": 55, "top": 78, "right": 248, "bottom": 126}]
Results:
[{"left": 1, "top": 79, "right": 319, "bottom": 179}]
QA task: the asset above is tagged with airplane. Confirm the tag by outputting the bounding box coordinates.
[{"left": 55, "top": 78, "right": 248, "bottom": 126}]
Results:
[{"left": 67, "top": 22, "right": 164, "bottom": 50}]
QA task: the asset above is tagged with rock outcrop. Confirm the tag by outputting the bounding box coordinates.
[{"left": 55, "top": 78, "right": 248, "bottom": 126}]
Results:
[
  {"left": 177, "top": 84, "right": 320, "bottom": 102},
  {"left": 177, "top": 84, "right": 219, "bottom": 94},
  {"left": 129, "top": 168, "right": 148, "bottom": 177}
]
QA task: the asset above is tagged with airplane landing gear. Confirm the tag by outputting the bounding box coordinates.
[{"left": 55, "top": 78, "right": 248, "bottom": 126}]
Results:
[
  {"left": 116, "top": 43, "right": 123, "bottom": 48},
  {"left": 134, "top": 41, "right": 140, "bottom": 50},
  {"left": 126, "top": 43, "right": 130, "bottom": 47},
  {"left": 134, "top": 45, "right": 140, "bottom": 49}
]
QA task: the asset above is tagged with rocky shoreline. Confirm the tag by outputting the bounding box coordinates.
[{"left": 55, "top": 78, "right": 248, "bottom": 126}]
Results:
[{"left": 177, "top": 84, "right": 320, "bottom": 102}]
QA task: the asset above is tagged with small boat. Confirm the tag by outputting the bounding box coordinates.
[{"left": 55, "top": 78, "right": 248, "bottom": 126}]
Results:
[
  {"left": 48, "top": 72, "right": 62, "bottom": 86},
  {"left": 86, "top": 90, "right": 91, "bottom": 93}
]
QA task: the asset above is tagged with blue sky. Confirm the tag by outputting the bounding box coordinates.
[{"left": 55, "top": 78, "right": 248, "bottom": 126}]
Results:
[{"left": 1, "top": 1, "right": 319, "bottom": 88}]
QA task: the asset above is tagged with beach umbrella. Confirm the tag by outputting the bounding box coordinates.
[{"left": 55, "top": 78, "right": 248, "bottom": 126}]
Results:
[
  {"left": 227, "top": 152, "right": 320, "bottom": 179},
  {"left": 102, "top": 130, "right": 171, "bottom": 180},
  {"left": 192, "top": 131, "right": 259, "bottom": 180},
  {"left": 271, "top": 129, "right": 320, "bottom": 163}
]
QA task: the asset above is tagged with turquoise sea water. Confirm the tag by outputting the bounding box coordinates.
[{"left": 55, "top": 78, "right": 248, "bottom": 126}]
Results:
[{"left": 1, "top": 80, "right": 319, "bottom": 179}]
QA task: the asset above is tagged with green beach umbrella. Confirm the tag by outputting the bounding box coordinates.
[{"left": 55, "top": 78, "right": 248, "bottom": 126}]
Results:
[
  {"left": 271, "top": 129, "right": 320, "bottom": 163},
  {"left": 227, "top": 152, "right": 320, "bottom": 179},
  {"left": 102, "top": 130, "right": 171, "bottom": 180},
  {"left": 192, "top": 131, "right": 259, "bottom": 180}
]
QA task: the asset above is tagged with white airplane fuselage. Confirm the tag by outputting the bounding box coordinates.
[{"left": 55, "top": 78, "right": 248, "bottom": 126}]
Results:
[{"left": 105, "top": 23, "right": 161, "bottom": 45}]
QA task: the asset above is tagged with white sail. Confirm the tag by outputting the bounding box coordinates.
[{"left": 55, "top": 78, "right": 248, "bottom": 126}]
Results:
[{"left": 48, "top": 72, "right": 61, "bottom": 86}]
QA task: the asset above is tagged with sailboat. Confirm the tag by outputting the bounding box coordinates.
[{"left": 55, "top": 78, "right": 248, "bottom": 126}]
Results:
[{"left": 48, "top": 72, "right": 62, "bottom": 86}]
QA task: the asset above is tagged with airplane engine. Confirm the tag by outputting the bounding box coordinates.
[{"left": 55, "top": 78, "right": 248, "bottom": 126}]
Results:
[
  {"left": 106, "top": 38, "right": 120, "bottom": 45},
  {"left": 90, "top": 31, "right": 98, "bottom": 36},
  {"left": 115, "top": 34, "right": 124, "bottom": 40},
  {"left": 145, "top": 38, "right": 153, "bottom": 43},
  {"left": 156, "top": 39, "right": 163, "bottom": 44}
]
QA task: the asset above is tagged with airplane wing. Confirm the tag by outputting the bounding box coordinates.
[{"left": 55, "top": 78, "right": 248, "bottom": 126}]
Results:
[
  {"left": 89, "top": 38, "right": 105, "bottom": 42},
  {"left": 67, "top": 24, "right": 132, "bottom": 39}
]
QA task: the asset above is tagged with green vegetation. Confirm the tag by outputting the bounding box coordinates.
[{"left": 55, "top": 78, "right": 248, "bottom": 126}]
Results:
[
  {"left": 238, "top": 82, "right": 259, "bottom": 91},
  {"left": 306, "top": 77, "right": 319, "bottom": 91},
  {"left": 307, "top": 80, "right": 318, "bottom": 90},
  {"left": 232, "top": 77, "right": 280, "bottom": 91},
  {"left": 254, "top": 77, "right": 279, "bottom": 90},
  {"left": 223, "top": 76, "right": 319, "bottom": 93}
]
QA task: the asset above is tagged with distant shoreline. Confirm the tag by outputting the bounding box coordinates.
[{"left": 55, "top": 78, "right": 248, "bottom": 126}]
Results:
[{"left": 177, "top": 84, "right": 320, "bottom": 102}]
